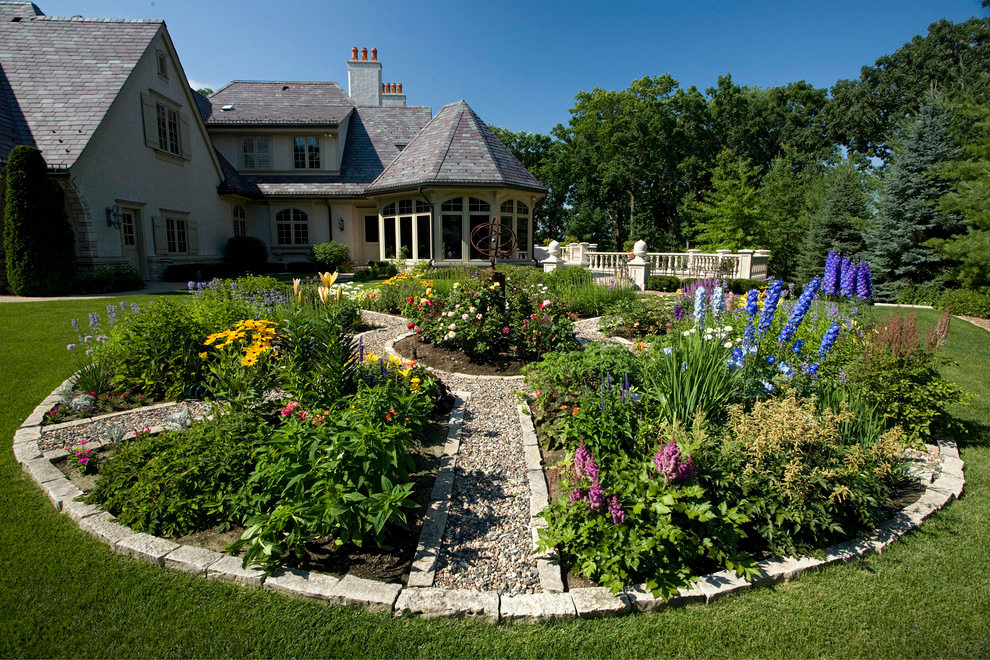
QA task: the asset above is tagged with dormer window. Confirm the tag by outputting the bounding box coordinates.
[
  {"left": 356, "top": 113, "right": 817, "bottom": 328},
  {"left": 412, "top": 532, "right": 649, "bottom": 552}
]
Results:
[
  {"left": 241, "top": 137, "right": 270, "bottom": 170},
  {"left": 156, "top": 51, "right": 168, "bottom": 79},
  {"left": 293, "top": 136, "right": 320, "bottom": 169}
]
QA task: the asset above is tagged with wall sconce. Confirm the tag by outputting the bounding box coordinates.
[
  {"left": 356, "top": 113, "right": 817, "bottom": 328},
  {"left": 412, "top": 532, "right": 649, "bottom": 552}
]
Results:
[
  {"left": 338, "top": 217, "right": 345, "bottom": 231},
  {"left": 105, "top": 204, "right": 122, "bottom": 229}
]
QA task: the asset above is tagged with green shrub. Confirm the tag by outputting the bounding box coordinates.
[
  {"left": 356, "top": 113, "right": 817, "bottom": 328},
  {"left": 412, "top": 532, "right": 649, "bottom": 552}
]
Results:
[
  {"left": 86, "top": 412, "right": 266, "bottom": 537},
  {"left": 726, "top": 278, "right": 767, "bottom": 294},
  {"left": 598, "top": 296, "right": 673, "bottom": 338},
  {"left": 189, "top": 275, "right": 290, "bottom": 331},
  {"left": 523, "top": 343, "right": 640, "bottom": 399},
  {"left": 311, "top": 241, "right": 350, "bottom": 271},
  {"left": 224, "top": 236, "right": 267, "bottom": 271},
  {"left": 2, "top": 145, "right": 76, "bottom": 295},
  {"left": 699, "top": 394, "right": 908, "bottom": 557},
  {"left": 275, "top": 308, "right": 356, "bottom": 409},
  {"left": 648, "top": 275, "right": 681, "bottom": 292},
  {"left": 893, "top": 282, "right": 944, "bottom": 306},
  {"left": 938, "top": 288, "right": 990, "bottom": 318},
  {"left": 76, "top": 264, "right": 144, "bottom": 294},
  {"left": 96, "top": 299, "right": 206, "bottom": 399},
  {"left": 367, "top": 260, "right": 399, "bottom": 279}
]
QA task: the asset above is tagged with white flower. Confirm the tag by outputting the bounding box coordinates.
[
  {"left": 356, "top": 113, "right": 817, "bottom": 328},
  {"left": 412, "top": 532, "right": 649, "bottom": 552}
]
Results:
[
  {"left": 543, "top": 299, "right": 551, "bottom": 306},
  {"left": 469, "top": 307, "right": 476, "bottom": 313},
  {"left": 447, "top": 331, "right": 456, "bottom": 339},
  {"left": 723, "top": 341, "right": 733, "bottom": 348},
  {"left": 448, "top": 323, "right": 456, "bottom": 330},
  {"left": 682, "top": 330, "right": 691, "bottom": 337},
  {"left": 724, "top": 325, "right": 733, "bottom": 332},
  {"left": 476, "top": 313, "right": 482, "bottom": 320},
  {"left": 461, "top": 313, "right": 469, "bottom": 320}
]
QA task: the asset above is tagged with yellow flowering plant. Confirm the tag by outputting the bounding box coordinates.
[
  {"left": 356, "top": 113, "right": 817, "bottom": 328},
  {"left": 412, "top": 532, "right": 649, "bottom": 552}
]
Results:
[{"left": 202, "top": 319, "right": 280, "bottom": 413}]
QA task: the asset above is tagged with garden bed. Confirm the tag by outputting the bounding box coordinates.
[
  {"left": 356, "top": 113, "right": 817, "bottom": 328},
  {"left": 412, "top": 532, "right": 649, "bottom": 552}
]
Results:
[{"left": 393, "top": 334, "right": 529, "bottom": 376}]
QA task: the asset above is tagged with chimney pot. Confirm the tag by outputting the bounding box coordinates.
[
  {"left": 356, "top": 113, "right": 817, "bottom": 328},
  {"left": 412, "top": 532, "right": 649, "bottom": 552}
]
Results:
[
  {"left": 351, "top": 47, "right": 358, "bottom": 60},
  {"left": 371, "top": 47, "right": 378, "bottom": 61},
  {"left": 387, "top": 83, "right": 393, "bottom": 94},
  {"left": 397, "top": 83, "right": 403, "bottom": 94},
  {"left": 361, "top": 47, "right": 367, "bottom": 61},
  {"left": 381, "top": 83, "right": 386, "bottom": 93}
]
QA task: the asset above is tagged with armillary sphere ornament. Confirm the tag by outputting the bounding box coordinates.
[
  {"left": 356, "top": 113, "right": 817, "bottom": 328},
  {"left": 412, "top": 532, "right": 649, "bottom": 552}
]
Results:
[{"left": 469, "top": 217, "right": 518, "bottom": 293}]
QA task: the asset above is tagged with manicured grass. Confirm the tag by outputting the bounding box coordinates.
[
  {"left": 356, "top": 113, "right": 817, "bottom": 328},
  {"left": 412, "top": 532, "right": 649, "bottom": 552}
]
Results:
[{"left": 1, "top": 299, "right": 988, "bottom": 658}]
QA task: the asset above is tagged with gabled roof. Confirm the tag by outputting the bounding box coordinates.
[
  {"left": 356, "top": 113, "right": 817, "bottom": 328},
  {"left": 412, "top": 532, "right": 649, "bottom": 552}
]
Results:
[
  {"left": 0, "top": 13, "right": 162, "bottom": 166},
  {"left": 217, "top": 105, "right": 433, "bottom": 199},
  {"left": 203, "top": 81, "right": 354, "bottom": 126},
  {"left": 366, "top": 100, "right": 546, "bottom": 195}
]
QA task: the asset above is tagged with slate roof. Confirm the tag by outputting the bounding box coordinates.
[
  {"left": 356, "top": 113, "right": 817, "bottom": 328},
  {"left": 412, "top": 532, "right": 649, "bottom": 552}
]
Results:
[
  {"left": 366, "top": 100, "right": 546, "bottom": 195},
  {"left": 0, "top": 13, "right": 162, "bottom": 166},
  {"left": 0, "top": 1, "right": 42, "bottom": 21},
  {"left": 204, "top": 81, "right": 354, "bottom": 126},
  {"left": 216, "top": 105, "right": 433, "bottom": 198}
]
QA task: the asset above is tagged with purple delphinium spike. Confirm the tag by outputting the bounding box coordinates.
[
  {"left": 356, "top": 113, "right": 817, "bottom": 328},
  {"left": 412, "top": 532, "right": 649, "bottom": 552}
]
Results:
[
  {"left": 857, "top": 262, "right": 873, "bottom": 299},
  {"left": 778, "top": 276, "right": 821, "bottom": 345},
  {"left": 624, "top": 372, "right": 629, "bottom": 391},
  {"left": 818, "top": 323, "right": 842, "bottom": 358},
  {"left": 823, "top": 251, "right": 840, "bottom": 296},
  {"left": 745, "top": 289, "right": 759, "bottom": 317},
  {"left": 839, "top": 257, "right": 855, "bottom": 298},
  {"left": 757, "top": 280, "right": 783, "bottom": 336},
  {"left": 674, "top": 304, "right": 685, "bottom": 321},
  {"left": 693, "top": 287, "right": 707, "bottom": 330}
]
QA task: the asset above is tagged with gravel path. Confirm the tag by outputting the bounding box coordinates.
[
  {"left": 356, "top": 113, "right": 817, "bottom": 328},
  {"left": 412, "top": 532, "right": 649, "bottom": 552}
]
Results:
[{"left": 39, "top": 401, "right": 211, "bottom": 452}]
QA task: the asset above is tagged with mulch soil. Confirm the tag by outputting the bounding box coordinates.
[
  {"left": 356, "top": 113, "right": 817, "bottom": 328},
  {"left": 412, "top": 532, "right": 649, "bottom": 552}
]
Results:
[{"left": 393, "top": 334, "right": 531, "bottom": 377}]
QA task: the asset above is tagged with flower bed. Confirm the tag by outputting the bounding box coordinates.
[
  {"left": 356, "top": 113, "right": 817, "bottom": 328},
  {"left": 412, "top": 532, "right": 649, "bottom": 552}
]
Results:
[{"left": 525, "top": 271, "right": 964, "bottom": 598}]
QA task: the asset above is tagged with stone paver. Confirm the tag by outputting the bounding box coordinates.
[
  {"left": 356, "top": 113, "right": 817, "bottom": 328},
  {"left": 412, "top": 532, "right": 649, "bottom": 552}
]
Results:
[
  {"left": 78, "top": 511, "right": 134, "bottom": 546},
  {"left": 499, "top": 592, "right": 576, "bottom": 622},
  {"left": 116, "top": 532, "right": 180, "bottom": 566},
  {"left": 206, "top": 555, "right": 266, "bottom": 587},
  {"left": 265, "top": 567, "right": 340, "bottom": 601},
  {"left": 164, "top": 545, "right": 223, "bottom": 576},
  {"left": 394, "top": 587, "right": 500, "bottom": 622},
  {"left": 569, "top": 587, "right": 631, "bottom": 617},
  {"left": 330, "top": 574, "right": 401, "bottom": 613}
]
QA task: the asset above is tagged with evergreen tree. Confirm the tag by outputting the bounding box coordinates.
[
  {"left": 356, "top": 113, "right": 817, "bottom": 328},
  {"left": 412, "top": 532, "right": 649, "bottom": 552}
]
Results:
[
  {"left": 2, "top": 146, "right": 75, "bottom": 295},
  {"left": 757, "top": 150, "right": 821, "bottom": 279},
  {"left": 865, "top": 97, "right": 963, "bottom": 297},
  {"left": 689, "top": 149, "right": 764, "bottom": 250},
  {"left": 795, "top": 160, "right": 872, "bottom": 282}
]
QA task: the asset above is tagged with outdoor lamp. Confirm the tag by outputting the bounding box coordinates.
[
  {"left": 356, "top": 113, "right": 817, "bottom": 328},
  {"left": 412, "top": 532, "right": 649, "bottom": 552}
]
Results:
[
  {"left": 338, "top": 217, "right": 345, "bottom": 231},
  {"left": 105, "top": 204, "right": 122, "bottom": 228}
]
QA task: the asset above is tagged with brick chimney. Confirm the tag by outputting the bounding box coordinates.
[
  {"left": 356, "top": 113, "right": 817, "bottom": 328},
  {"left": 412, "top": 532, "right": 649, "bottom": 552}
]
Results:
[{"left": 347, "top": 46, "right": 381, "bottom": 106}]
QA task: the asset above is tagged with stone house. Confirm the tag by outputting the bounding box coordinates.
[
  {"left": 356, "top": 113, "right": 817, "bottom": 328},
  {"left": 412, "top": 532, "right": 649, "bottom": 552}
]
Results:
[{"left": 0, "top": 2, "right": 545, "bottom": 280}]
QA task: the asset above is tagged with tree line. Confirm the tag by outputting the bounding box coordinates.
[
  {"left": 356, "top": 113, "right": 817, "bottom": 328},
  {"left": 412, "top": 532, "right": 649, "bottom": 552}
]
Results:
[{"left": 491, "top": 16, "right": 990, "bottom": 297}]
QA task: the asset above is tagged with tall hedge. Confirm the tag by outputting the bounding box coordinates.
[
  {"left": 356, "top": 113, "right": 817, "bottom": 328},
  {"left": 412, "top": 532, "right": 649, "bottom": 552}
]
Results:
[{"left": 2, "top": 146, "right": 76, "bottom": 295}]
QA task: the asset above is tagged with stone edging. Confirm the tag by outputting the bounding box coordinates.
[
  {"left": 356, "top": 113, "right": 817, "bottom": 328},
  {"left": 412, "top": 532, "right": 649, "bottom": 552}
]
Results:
[
  {"left": 514, "top": 402, "right": 965, "bottom": 617},
  {"left": 10, "top": 352, "right": 968, "bottom": 622}
]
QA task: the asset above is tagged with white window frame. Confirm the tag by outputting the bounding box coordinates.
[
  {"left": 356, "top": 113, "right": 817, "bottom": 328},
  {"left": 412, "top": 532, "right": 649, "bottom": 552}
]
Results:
[
  {"left": 293, "top": 136, "right": 321, "bottom": 169},
  {"left": 232, "top": 205, "right": 247, "bottom": 237},
  {"left": 165, "top": 216, "right": 188, "bottom": 253},
  {"left": 156, "top": 102, "right": 181, "bottom": 156},
  {"left": 275, "top": 208, "right": 310, "bottom": 245}
]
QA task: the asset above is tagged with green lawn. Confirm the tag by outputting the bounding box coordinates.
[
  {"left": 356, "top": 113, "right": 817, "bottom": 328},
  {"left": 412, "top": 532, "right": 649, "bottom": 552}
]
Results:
[{"left": 1, "top": 300, "right": 988, "bottom": 658}]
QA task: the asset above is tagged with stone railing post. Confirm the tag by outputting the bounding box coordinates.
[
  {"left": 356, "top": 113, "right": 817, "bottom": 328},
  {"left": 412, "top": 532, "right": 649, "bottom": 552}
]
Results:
[
  {"left": 687, "top": 248, "right": 700, "bottom": 275},
  {"left": 627, "top": 240, "right": 650, "bottom": 291},
  {"left": 716, "top": 249, "right": 733, "bottom": 278},
  {"left": 751, "top": 249, "right": 772, "bottom": 280},
  {"left": 542, "top": 240, "right": 562, "bottom": 273},
  {"left": 577, "top": 242, "right": 591, "bottom": 268},
  {"left": 736, "top": 249, "right": 754, "bottom": 279}
]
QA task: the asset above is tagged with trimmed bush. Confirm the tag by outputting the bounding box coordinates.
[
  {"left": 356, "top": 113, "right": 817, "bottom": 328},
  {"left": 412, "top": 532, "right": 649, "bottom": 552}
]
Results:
[
  {"left": 224, "top": 236, "right": 267, "bottom": 271},
  {"left": 938, "top": 288, "right": 990, "bottom": 318},
  {"left": 2, "top": 146, "right": 76, "bottom": 295},
  {"left": 76, "top": 264, "right": 144, "bottom": 294},
  {"left": 162, "top": 263, "right": 239, "bottom": 282},
  {"left": 311, "top": 241, "right": 350, "bottom": 272},
  {"left": 648, "top": 274, "right": 681, "bottom": 292}
]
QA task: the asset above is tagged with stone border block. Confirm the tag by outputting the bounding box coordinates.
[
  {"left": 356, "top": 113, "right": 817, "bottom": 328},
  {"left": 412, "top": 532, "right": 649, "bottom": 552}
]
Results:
[
  {"left": 164, "top": 545, "right": 222, "bottom": 576},
  {"left": 329, "top": 574, "right": 401, "bottom": 613},
  {"left": 62, "top": 499, "right": 102, "bottom": 523},
  {"left": 79, "top": 512, "right": 134, "bottom": 546},
  {"left": 696, "top": 570, "right": 753, "bottom": 602},
  {"left": 623, "top": 584, "right": 670, "bottom": 613},
  {"left": 23, "top": 457, "right": 65, "bottom": 485},
  {"left": 13, "top": 426, "right": 41, "bottom": 444},
  {"left": 206, "top": 555, "right": 266, "bottom": 587},
  {"left": 500, "top": 592, "right": 576, "bottom": 622},
  {"left": 116, "top": 532, "right": 180, "bottom": 566},
  {"left": 265, "top": 567, "right": 340, "bottom": 601},
  {"left": 570, "top": 587, "right": 631, "bottom": 618},
  {"left": 12, "top": 441, "right": 42, "bottom": 465},
  {"left": 394, "top": 587, "right": 500, "bottom": 622},
  {"left": 537, "top": 556, "right": 564, "bottom": 593},
  {"left": 43, "top": 479, "right": 83, "bottom": 511}
]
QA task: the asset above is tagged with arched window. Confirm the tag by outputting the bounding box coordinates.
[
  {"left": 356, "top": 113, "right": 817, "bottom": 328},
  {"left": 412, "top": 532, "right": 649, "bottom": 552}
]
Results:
[
  {"left": 381, "top": 199, "right": 431, "bottom": 260},
  {"left": 232, "top": 205, "right": 246, "bottom": 237},
  {"left": 275, "top": 208, "right": 309, "bottom": 245}
]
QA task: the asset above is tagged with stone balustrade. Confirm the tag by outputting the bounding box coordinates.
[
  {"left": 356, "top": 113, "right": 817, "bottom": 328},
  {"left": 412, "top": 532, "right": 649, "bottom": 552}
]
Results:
[{"left": 539, "top": 240, "right": 770, "bottom": 291}]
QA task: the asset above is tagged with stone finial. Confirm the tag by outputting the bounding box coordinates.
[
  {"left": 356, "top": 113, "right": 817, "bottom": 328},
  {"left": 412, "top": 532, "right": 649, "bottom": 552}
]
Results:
[
  {"left": 371, "top": 47, "right": 378, "bottom": 61},
  {"left": 361, "top": 47, "right": 368, "bottom": 61},
  {"left": 547, "top": 240, "right": 561, "bottom": 259},
  {"left": 351, "top": 47, "right": 359, "bottom": 60},
  {"left": 632, "top": 240, "right": 647, "bottom": 258}
]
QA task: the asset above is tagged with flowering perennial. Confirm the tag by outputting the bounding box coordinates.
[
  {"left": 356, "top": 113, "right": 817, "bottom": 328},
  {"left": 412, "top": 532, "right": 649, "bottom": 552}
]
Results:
[
  {"left": 777, "top": 276, "right": 821, "bottom": 345},
  {"left": 757, "top": 280, "right": 784, "bottom": 336}
]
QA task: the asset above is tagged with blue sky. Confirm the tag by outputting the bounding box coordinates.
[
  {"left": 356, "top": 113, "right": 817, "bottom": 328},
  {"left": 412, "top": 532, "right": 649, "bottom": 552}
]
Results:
[{"left": 41, "top": 0, "right": 988, "bottom": 134}]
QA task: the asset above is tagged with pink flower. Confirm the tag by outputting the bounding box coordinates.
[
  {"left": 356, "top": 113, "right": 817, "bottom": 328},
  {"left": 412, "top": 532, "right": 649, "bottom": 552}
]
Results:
[
  {"left": 407, "top": 322, "right": 415, "bottom": 329},
  {"left": 297, "top": 410, "right": 309, "bottom": 421},
  {"left": 502, "top": 327, "right": 510, "bottom": 334},
  {"left": 407, "top": 297, "right": 414, "bottom": 303}
]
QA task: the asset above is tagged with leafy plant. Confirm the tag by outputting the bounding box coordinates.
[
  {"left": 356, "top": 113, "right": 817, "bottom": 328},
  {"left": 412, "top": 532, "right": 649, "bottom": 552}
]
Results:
[
  {"left": 312, "top": 241, "right": 351, "bottom": 272},
  {"left": 275, "top": 308, "right": 357, "bottom": 409}
]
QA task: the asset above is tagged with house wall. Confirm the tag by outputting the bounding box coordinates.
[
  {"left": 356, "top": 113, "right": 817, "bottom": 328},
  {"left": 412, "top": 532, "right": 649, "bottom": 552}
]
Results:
[
  {"left": 69, "top": 27, "right": 227, "bottom": 280},
  {"left": 211, "top": 130, "right": 342, "bottom": 173}
]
